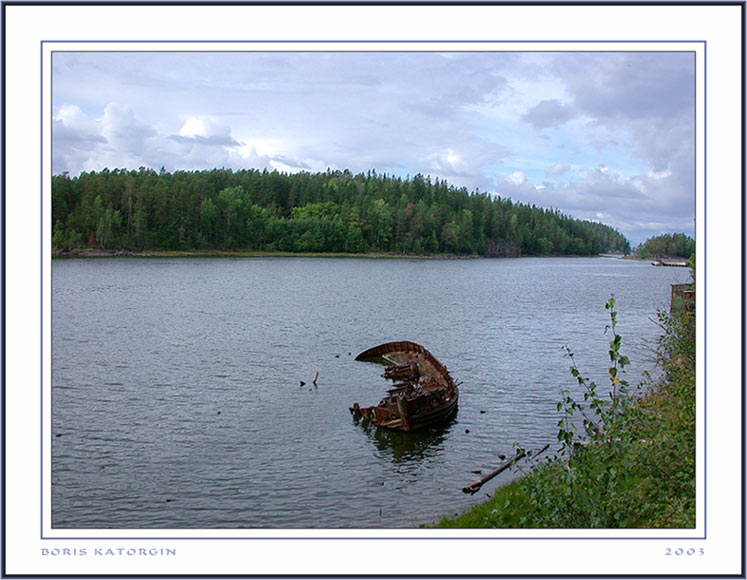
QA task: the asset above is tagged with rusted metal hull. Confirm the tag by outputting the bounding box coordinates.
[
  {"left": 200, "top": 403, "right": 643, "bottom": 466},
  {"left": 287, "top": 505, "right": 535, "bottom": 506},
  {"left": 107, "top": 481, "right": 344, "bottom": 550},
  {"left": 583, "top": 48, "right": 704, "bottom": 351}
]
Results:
[{"left": 350, "top": 341, "right": 459, "bottom": 432}]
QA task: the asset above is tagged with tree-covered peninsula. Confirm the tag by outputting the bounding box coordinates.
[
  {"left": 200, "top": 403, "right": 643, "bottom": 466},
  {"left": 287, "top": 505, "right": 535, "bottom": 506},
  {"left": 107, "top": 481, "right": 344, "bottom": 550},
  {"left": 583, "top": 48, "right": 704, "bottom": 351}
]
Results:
[
  {"left": 52, "top": 167, "right": 631, "bottom": 257},
  {"left": 635, "top": 233, "right": 695, "bottom": 260}
]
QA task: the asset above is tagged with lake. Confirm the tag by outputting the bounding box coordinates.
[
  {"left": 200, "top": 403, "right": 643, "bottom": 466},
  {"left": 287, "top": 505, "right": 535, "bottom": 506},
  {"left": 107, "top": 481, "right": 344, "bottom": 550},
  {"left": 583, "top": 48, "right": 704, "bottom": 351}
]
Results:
[{"left": 51, "top": 256, "right": 691, "bottom": 528}]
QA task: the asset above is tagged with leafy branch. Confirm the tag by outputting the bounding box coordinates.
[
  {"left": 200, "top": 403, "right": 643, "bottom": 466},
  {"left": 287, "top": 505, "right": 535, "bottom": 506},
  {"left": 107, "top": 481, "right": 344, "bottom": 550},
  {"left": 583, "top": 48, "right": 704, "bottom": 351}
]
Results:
[{"left": 557, "top": 295, "right": 634, "bottom": 455}]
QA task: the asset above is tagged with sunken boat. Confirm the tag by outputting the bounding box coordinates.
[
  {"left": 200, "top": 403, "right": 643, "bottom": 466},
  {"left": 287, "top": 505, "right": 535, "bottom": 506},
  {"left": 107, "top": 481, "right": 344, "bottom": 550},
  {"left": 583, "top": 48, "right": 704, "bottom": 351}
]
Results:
[{"left": 350, "top": 341, "right": 459, "bottom": 432}]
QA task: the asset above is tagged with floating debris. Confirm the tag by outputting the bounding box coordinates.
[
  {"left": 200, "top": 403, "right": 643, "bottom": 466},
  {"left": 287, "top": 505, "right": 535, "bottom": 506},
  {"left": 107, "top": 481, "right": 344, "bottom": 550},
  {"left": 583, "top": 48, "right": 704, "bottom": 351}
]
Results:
[{"left": 463, "top": 444, "right": 550, "bottom": 495}]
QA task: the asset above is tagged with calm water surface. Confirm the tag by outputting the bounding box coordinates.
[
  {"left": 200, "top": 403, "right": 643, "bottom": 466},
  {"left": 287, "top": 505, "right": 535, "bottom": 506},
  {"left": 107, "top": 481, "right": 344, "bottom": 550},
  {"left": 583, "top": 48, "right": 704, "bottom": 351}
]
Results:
[{"left": 52, "top": 256, "right": 691, "bottom": 528}]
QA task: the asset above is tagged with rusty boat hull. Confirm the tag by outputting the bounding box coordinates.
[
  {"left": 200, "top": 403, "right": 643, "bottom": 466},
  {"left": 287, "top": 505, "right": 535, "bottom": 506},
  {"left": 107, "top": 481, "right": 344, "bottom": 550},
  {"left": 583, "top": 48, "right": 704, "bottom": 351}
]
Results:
[{"left": 350, "top": 341, "right": 459, "bottom": 432}]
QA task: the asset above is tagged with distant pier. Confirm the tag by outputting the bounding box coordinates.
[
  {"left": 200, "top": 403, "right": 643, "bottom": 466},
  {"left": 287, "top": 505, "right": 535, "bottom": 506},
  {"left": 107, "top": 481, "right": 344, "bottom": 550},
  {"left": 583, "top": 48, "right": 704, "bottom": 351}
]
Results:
[{"left": 651, "top": 258, "right": 690, "bottom": 267}]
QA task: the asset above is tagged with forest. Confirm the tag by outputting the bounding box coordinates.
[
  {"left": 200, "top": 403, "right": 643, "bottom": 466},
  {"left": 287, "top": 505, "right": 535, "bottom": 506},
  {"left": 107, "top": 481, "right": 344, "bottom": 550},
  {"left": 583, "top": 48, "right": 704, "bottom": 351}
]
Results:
[
  {"left": 635, "top": 233, "right": 695, "bottom": 259},
  {"left": 52, "top": 167, "right": 631, "bottom": 257}
]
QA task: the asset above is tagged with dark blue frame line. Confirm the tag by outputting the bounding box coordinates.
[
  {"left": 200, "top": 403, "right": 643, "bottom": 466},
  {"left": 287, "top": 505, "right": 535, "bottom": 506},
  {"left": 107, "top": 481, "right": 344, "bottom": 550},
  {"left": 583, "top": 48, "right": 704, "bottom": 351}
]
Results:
[
  {"left": 742, "top": 5, "right": 747, "bottom": 575},
  {"left": 41, "top": 38, "right": 707, "bottom": 543},
  {"left": 702, "top": 40, "right": 707, "bottom": 542},
  {"left": 41, "top": 39, "right": 704, "bottom": 44},
  {"left": 41, "top": 35, "right": 46, "bottom": 543},
  {"left": 1, "top": 3, "right": 7, "bottom": 577}
]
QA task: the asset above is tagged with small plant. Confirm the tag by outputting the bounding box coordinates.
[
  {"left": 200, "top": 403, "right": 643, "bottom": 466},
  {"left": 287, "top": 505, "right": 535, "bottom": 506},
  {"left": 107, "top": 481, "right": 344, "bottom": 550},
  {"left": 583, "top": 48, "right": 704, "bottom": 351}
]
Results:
[{"left": 557, "top": 295, "right": 633, "bottom": 454}]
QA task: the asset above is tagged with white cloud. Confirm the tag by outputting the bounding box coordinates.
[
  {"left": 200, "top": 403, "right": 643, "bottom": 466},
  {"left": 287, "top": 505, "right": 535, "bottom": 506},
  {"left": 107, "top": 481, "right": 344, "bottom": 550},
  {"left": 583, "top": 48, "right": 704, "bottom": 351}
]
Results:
[
  {"left": 101, "top": 103, "right": 154, "bottom": 146},
  {"left": 179, "top": 117, "right": 208, "bottom": 138},
  {"left": 505, "top": 171, "right": 527, "bottom": 186},
  {"left": 269, "top": 159, "right": 305, "bottom": 173},
  {"left": 177, "top": 116, "right": 236, "bottom": 144},
  {"left": 54, "top": 104, "right": 100, "bottom": 135},
  {"left": 425, "top": 148, "right": 469, "bottom": 175}
]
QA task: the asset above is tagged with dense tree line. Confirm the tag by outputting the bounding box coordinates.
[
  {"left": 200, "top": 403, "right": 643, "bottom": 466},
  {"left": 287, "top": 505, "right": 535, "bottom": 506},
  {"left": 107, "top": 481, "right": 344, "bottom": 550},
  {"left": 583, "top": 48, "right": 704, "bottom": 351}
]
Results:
[
  {"left": 635, "top": 233, "right": 695, "bottom": 259},
  {"left": 52, "top": 167, "right": 631, "bottom": 256}
]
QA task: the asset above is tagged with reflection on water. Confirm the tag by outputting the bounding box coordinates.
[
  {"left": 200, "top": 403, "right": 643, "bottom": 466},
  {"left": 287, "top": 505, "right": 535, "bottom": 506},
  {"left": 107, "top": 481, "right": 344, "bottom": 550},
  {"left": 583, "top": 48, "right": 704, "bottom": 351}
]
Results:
[{"left": 354, "top": 415, "right": 457, "bottom": 463}]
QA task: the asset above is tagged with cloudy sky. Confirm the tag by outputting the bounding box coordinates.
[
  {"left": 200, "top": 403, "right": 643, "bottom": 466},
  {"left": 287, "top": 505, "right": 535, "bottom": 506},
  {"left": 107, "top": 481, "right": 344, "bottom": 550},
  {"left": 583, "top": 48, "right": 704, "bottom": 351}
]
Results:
[{"left": 52, "top": 50, "right": 695, "bottom": 245}]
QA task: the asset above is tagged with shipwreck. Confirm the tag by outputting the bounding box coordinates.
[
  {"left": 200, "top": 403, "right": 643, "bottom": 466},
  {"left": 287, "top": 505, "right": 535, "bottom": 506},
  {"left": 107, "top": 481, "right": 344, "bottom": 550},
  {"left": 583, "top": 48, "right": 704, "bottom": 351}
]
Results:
[{"left": 350, "top": 341, "right": 459, "bottom": 432}]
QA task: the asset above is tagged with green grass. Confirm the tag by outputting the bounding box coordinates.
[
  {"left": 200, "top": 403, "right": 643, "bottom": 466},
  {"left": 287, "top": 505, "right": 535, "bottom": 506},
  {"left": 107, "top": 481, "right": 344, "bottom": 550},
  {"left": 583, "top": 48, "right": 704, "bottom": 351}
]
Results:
[{"left": 436, "top": 379, "right": 695, "bottom": 528}]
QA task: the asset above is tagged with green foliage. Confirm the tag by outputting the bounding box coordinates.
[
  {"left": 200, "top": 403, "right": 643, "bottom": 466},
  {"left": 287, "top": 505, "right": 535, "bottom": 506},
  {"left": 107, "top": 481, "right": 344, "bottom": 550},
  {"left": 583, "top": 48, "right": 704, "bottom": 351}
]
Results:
[
  {"left": 636, "top": 232, "right": 695, "bottom": 259},
  {"left": 51, "top": 167, "right": 630, "bottom": 255},
  {"left": 435, "top": 292, "right": 696, "bottom": 529},
  {"left": 556, "top": 297, "right": 633, "bottom": 454}
]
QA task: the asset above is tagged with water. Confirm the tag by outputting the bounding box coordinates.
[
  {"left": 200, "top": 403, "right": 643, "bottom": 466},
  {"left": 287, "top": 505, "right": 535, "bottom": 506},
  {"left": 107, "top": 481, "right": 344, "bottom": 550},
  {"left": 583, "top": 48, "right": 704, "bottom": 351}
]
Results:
[{"left": 51, "top": 256, "right": 691, "bottom": 528}]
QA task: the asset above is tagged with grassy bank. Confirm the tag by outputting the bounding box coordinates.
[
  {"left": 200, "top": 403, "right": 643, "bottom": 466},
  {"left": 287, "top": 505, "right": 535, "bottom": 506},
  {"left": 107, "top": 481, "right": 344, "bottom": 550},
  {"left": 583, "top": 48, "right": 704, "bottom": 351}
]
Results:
[{"left": 435, "top": 294, "right": 695, "bottom": 529}]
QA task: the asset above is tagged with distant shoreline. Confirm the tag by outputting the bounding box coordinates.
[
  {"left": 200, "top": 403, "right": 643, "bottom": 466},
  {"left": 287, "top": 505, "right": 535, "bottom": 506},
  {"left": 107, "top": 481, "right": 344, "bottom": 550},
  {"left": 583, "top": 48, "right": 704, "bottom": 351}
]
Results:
[
  {"left": 52, "top": 248, "right": 480, "bottom": 260},
  {"left": 52, "top": 248, "right": 632, "bottom": 260}
]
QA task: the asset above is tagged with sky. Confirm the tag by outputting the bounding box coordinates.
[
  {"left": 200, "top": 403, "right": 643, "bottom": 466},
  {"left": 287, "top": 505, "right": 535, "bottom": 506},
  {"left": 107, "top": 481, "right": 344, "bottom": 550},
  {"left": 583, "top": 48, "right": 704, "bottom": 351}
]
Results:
[{"left": 52, "top": 51, "right": 696, "bottom": 246}]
